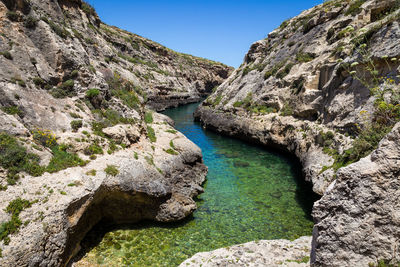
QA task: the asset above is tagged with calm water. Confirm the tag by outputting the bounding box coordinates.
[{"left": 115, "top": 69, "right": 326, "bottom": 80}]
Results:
[{"left": 81, "top": 102, "right": 317, "bottom": 266}]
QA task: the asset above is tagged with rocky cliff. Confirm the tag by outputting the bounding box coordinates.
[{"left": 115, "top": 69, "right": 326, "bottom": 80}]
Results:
[
  {"left": 0, "top": 0, "right": 232, "bottom": 266},
  {"left": 194, "top": 0, "right": 400, "bottom": 266}
]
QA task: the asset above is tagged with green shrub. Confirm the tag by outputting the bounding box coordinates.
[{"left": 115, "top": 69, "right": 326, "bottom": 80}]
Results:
[
  {"left": 33, "top": 77, "right": 46, "bottom": 88},
  {"left": 0, "top": 133, "right": 45, "bottom": 178},
  {"left": 69, "top": 112, "right": 81, "bottom": 119},
  {"left": 48, "top": 20, "right": 71, "bottom": 39},
  {"left": 0, "top": 198, "right": 32, "bottom": 244},
  {"left": 86, "top": 169, "right": 97, "bottom": 176},
  {"left": 346, "top": 0, "right": 366, "bottom": 16},
  {"left": 86, "top": 88, "right": 100, "bottom": 98},
  {"left": 296, "top": 52, "right": 315, "bottom": 63},
  {"left": 134, "top": 152, "right": 139, "bottom": 159},
  {"left": 82, "top": 1, "right": 96, "bottom": 16},
  {"left": 2, "top": 106, "right": 23, "bottom": 117},
  {"left": 280, "top": 103, "right": 294, "bottom": 116},
  {"left": 169, "top": 140, "right": 175, "bottom": 149},
  {"left": 147, "top": 126, "right": 156, "bottom": 142},
  {"left": 91, "top": 121, "right": 107, "bottom": 137},
  {"left": 144, "top": 112, "right": 153, "bottom": 124},
  {"left": 70, "top": 70, "right": 79, "bottom": 79},
  {"left": 1, "top": 51, "right": 13, "bottom": 60},
  {"left": 165, "top": 148, "right": 178, "bottom": 155},
  {"left": 46, "top": 145, "right": 86, "bottom": 173},
  {"left": 6, "top": 11, "right": 19, "bottom": 22},
  {"left": 276, "top": 63, "right": 295, "bottom": 79},
  {"left": 32, "top": 128, "right": 57, "bottom": 148},
  {"left": 51, "top": 80, "right": 75, "bottom": 98},
  {"left": 70, "top": 120, "right": 83, "bottom": 132},
  {"left": 264, "top": 61, "right": 286, "bottom": 80},
  {"left": 24, "top": 16, "right": 38, "bottom": 28},
  {"left": 104, "top": 165, "right": 119, "bottom": 176},
  {"left": 84, "top": 143, "right": 103, "bottom": 155},
  {"left": 165, "top": 129, "right": 177, "bottom": 134},
  {"left": 233, "top": 101, "right": 243, "bottom": 108}
]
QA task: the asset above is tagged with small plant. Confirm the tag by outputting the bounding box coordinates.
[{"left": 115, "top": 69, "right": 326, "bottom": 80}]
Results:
[
  {"left": 51, "top": 80, "right": 75, "bottom": 98},
  {"left": 32, "top": 128, "right": 57, "bottom": 147},
  {"left": 24, "top": 16, "right": 38, "bottom": 28},
  {"left": 169, "top": 140, "right": 176, "bottom": 149},
  {"left": 33, "top": 77, "right": 46, "bottom": 88},
  {"left": 0, "top": 51, "right": 13, "bottom": 60},
  {"left": 134, "top": 152, "right": 139, "bottom": 159},
  {"left": 6, "top": 11, "right": 19, "bottom": 22},
  {"left": 280, "top": 103, "right": 294, "bottom": 116},
  {"left": 2, "top": 106, "right": 23, "bottom": 117},
  {"left": 104, "top": 165, "right": 119, "bottom": 176},
  {"left": 82, "top": 1, "right": 96, "bottom": 16},
  {"left": 84, "top": 143, "right": 103, "bottom": 155},
  {"left": 346, "top": 0, "right": 366, "bottom": 16},
  {"left": 0, "top": 198, "right": 33, "bottom": 244},
  {"left": 296, "top": 52, "right": 315, "bottom": 63},
  {"left": 144, "top": 111, "right": 153, "bottom": 124},
  {"left": 86, "top": 169, "right": 97, "bottom": 176},
  {"left": 86, "top": 88, "right": 100, "bottom": 98},
  {"left": 69, "top": 112, "right": 81, "bottom": 119},
  {"left": 70, "top": 120, "right": 83, "bottom": 132},
  {"left": 147, "top": 126, "right": 156, "bottom": 142},
  {"left": 0, "top": 133, "right": 45, "bottom": 180},
  {"left": 165, "top": 129, "right": 177, "bottom": 134},
  {"left": 145, "top": 156, "right": 155, "bottom": 166},
  {"left": 59, "top": 191, "right": 67, "bottom": 195},
  {"left": 165, "top": 148, "right": 178, "bottom": 155}
]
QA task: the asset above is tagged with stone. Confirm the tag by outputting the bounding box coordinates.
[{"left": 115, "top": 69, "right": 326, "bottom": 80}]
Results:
[{"left": 180, "top": 236, "right": 312, "bottom": 267}]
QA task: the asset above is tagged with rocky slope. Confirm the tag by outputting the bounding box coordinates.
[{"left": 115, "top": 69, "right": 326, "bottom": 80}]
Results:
[
  {"left": 194, "top": 0, "right": 400, "bottom": 265},
  {"left": 0, "top": 0, "right": 232, "bottom": 266}
]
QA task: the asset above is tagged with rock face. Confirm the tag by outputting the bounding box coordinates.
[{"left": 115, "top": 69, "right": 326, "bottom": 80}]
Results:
[
  {"left": 194, "top": 0, "right": 400, "bottom": 266},
  {"left": 0, "top": 0, "right": 232, "bottom": 266},
  {"left": 179, "top": 236, "right": 312, "bottom": 267},
  {"left": 312, "top": 122, "right": 400, "bottom": 266}
]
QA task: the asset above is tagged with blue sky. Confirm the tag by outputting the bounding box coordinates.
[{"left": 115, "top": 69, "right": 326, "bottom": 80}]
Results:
[{"left": 87, "top": 0, "right": 323, "bottom": 68}]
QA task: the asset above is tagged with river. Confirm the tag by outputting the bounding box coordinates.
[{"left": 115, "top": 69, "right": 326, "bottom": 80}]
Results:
[{"left": 80, "top": 102, "right": 317, "bottom": 266}]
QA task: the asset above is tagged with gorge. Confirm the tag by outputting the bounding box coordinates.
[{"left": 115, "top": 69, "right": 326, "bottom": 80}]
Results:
[{"left": 0, "top": 0, "right": 400, "bottom": 266}]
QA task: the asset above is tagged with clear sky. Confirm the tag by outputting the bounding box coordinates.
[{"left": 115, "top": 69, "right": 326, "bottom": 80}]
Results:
[{"left": 87, "top": 0, "right": 323, "bottom": 68}]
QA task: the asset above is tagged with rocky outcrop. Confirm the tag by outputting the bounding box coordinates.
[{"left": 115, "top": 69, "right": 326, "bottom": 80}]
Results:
[
  {"left": 195, "top": 0, "right": 400, "bottom": 265},
  {"left": 179, "top": 236, "right": 312, "bottom": 267},
  {"left": 0, "top": 0, "right": 232, "bottom": 265},
  {"left": 0, "top": 116, "right": 207, "bottom": 267},
  {"left": 311, "top": 122, "right": 400, "bottom": 266}
]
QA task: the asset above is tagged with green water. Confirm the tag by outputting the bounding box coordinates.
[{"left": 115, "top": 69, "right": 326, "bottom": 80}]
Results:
[{"left": 81, "top": 102, "right": 317, "bottom": 266}]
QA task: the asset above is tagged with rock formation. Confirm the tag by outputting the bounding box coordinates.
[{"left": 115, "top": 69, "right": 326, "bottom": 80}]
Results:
[
  {"left": 179, "top": 236, "right": 312, "bottom": 267},
  {"left": 0, "top": 0, "right": 232, "bottom": 266},
  {"left": 194, "top": 0, "right": 400, "bottom": 265}
]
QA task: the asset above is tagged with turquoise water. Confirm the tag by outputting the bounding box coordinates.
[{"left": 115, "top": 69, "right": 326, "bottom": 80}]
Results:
[{"left": 80, "top": 102, "right": 317, "bottom": 266}]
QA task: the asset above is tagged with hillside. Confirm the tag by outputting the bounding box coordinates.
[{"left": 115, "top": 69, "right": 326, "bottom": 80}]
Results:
[
  {"left": 0, "top": 0, "right": 232, "bottom": 266},
  {"left": 194, "top": 0, "right": 400, "bottom": 266}
]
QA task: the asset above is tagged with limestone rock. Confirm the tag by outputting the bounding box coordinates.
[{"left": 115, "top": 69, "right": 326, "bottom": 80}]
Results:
[
  {"left": 103, "top": 124, "right": 140, "bottom": 145},
  {"left": 311, "top": 122, "right": 400, "bottom": 266},
  {"left": 179, "top": 236, "right": 312, "bottom": 267}
]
